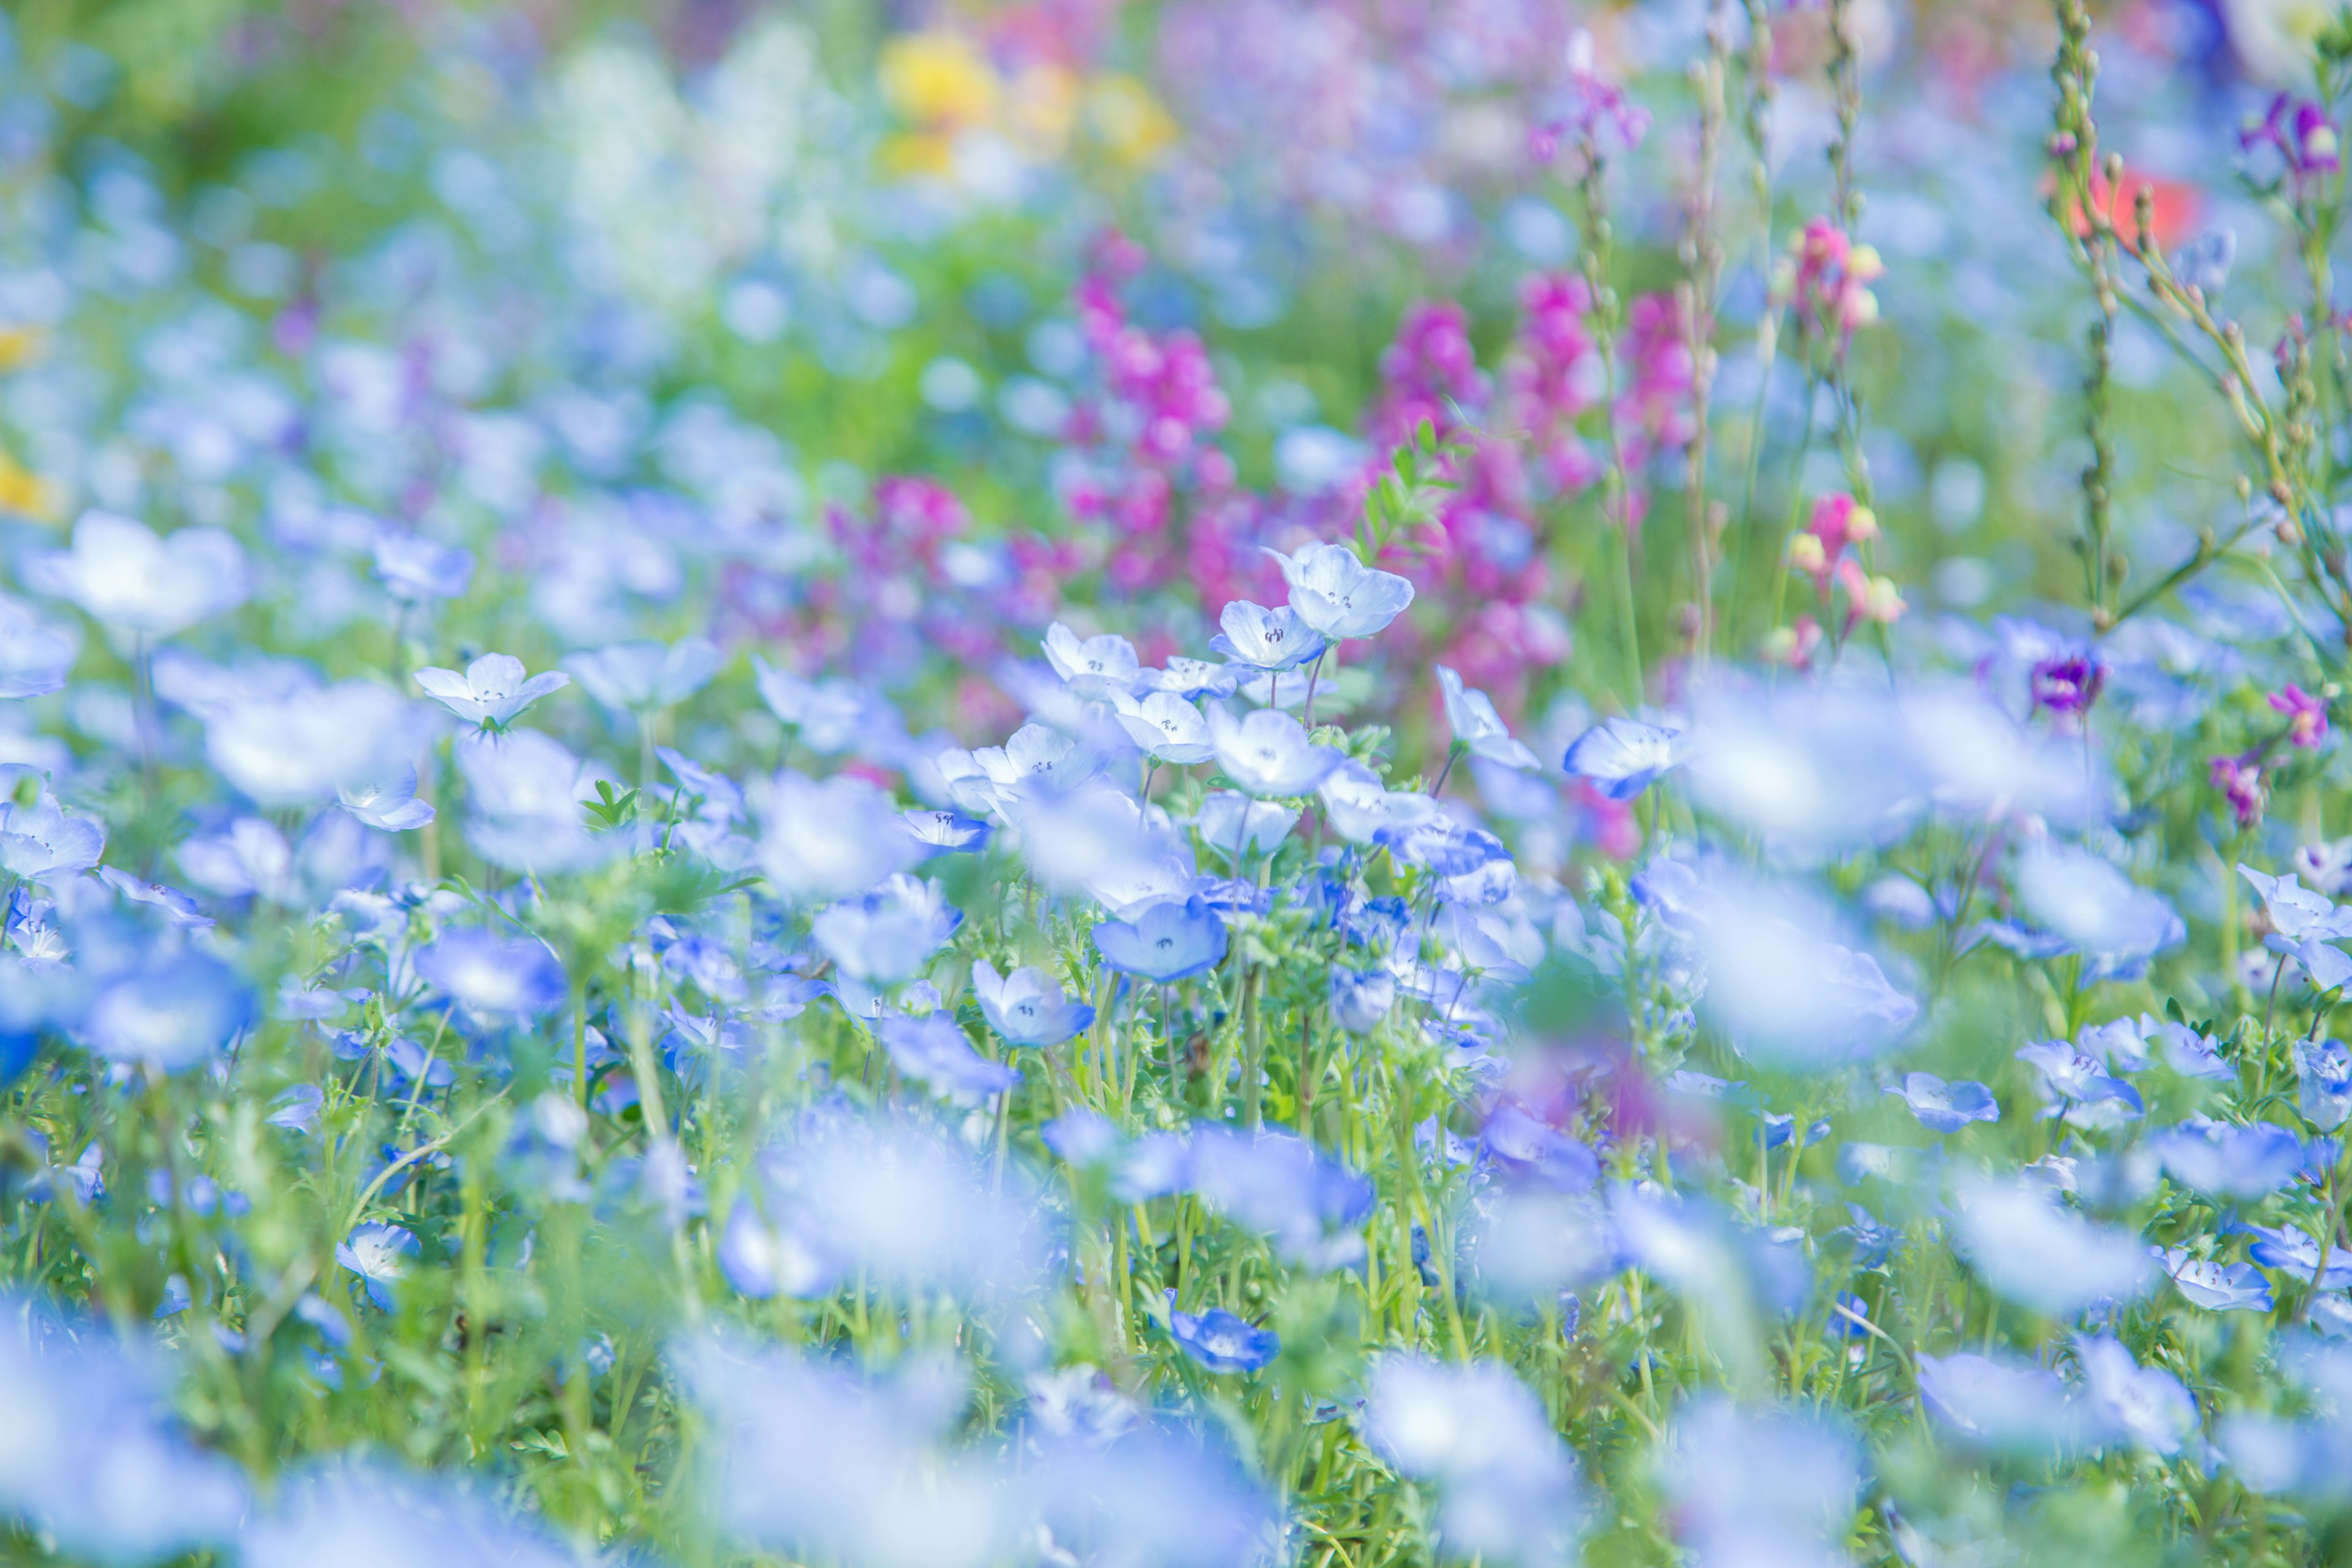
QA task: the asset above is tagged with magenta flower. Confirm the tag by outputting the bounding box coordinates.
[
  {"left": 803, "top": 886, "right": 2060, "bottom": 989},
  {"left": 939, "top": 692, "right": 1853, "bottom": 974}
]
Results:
[
  {"left": 2269, "top": 684, "right": 2329, "bottom": 748},
  {"left": 2210, "top": 754, "right": 2266, "bottom": 827},
  {"left": 2031, "top": 654, "right": 2107, "bottom": 718}
]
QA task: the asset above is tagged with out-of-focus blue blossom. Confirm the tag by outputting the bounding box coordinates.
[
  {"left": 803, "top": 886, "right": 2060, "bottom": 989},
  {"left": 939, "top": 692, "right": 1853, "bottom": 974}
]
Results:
[
  {"left": 178, "top": 817, "right": 292, "bottom": 901},
  {"left": 1437, "top": 666, "right": 1540, "bottom": 769},
  {"left": 1659, "top": 1399, "right": 1856, "bottom": 1568},
  {"left": 1917, "top": 1349, "right": 2085, "bottom": 1453},
  {"left": 456, "top": 729, "right": 611, "bottom": 873},
  {"left": 1140, "top": 657, "right": 1243, "bottom": 702},
  {"left": 0, "top": 598, "right": 76, "bottom": 698},
  {"left": 26, "top": 511, "right": 249, "bottom": 638},
  {"left": 1164, "top": 1294, "right": 1279, "bottom": 1373},
  {"left": 1025, "top": 1419, "right": 1277, "bottom": 1568},
  {"left": 414, "top": 653, "right": 571, "bottom": 729},
  {"left": 1267, "top": 540, "right": 1414, "bottom": 640},
  {"left": 1562, "top": 715, "right": 1684, "bottom": 801},
  {"left": 2150, "top": 1117, "right": 2305, "bottom": 1199},
  {"left": 1480, "top": 1103, "right": 1599, "bottom": 1191},
  {"left": 1041, "top": 1109, "right": 1121, "bottom": 1167},
  {"left": 1329, "top": 967, "right": 1395, "bottom": 1033},
  {"left": 2078, "top": 1334, "right": 2198, "bottom": 1455},
  {"left": 1885, "top": 1072, "right": 1999, "bottom": 1134},
  {"left": 813, "top": 873, "right": 962, "bottom": 984},
  {"left": 1363, "top": 1356, "right": 1581, "bottom": 1568},
  {"left": 1208, "top": 600, "right": 1325, "bottom": 672},
  {"left": 2162, "top": 1248, "right": 2274, "bottom": 1313},
  {"left": 267, "top": 1084, "right": 325, "bottom": 1135},
  {"left": 371, "top": 534, "right": 476, "bottom": 602},
  {"left": 2242, "top": 1221, "right": 2352, "bottom": 1288},
  {"left": 95, "top": 867, "right": 212, "bottom": 929},
  {"left": 718, "top": 1195, "right": 835, "bottom": 1300},
  {"left": 568, "top": 635, "right": 722, "bottom": 711},
  {"left": 1950, "top": 1177, "right": 2154, "bottom": 1317},
  {"left": 415, "top": 930, "right": 568, "bottom": 1015},
  {"left": 2296, "top": 1037, "right": 2352, "bottom": 1130},
  {"left": 336, "top": 760, "right": 436, "bottom": 831},
  {"left": 971, "top": 960, "right": 1095, "bottom": 1047},
  {"left": 1194, "top": 791, "right": 1296, "bottom": 860},
  {"left": 0, "top": 787, "right": 104, "bottom": 880},
  {"left": 1319, "top": 760, "right": 1440, "bottom": 844},
  {"left": 204, "top": 679, "right": 424, "bottom": 807},
  {"left": 1207, "top": 704, "right": 1342, "bottom": 796},
  {"left": 241, "top": 1462, "right": 576, "bottom": 1568},
  {"left": 336, "top": 1221, "right": 419, "bottom": 1311},
  {"left": 1676, "top": 872, "right": 1917, "bottom": 1066},
  {"left": 755, "top": 769, "right": 925, "bottom": 903},
  {"left": 2010, "top": 843, "right": 2184, "bottom": 972},
  {"left": 1186, "top": 1126, "right": 1372, "bottom": 1270},
  {"left": 877, "top": 1011, "right": 1020, "bottom": 1101},
  {"left": 1093, "top": 898, "right": 1227, "bottom": 981},
  {"left": 82, "top": 953, "right": 253, "bottom": 1072}
]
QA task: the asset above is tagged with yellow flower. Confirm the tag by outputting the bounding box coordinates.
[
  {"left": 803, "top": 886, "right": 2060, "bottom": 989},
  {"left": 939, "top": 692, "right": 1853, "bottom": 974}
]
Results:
[
  {"left": 0, "top": 451, "right": 57, "bottom": 521},
  {"left": 881, "top": 131, "right": 959, "bottom": 179},
  {"left": 1085, "top": 74, "right": 1175, "bottom": 168},
  {"left": 1005, "top": 63, "right": 1079, "bottom": 156},
  {"left": 879, "top": 31, "right": 1000, "bottom": 132},
  {"left": 1787, "top": 532, "right": 1827, "bottom": 575},
  {"left": 0, "top": 326, "right": 43, "bottom": 372}
]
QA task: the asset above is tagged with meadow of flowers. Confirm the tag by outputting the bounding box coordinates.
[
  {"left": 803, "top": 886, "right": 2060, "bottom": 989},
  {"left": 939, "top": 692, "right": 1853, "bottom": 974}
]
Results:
[{"left": 9, "top": 0, "right": 2352, "bottom": 1563}]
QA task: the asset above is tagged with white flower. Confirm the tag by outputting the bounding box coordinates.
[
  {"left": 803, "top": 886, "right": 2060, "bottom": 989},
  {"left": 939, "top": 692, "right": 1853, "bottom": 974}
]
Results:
[
  {"left": 1265, "top": 540, "right": 1414, "bottom": 639},
  {"left": 1436, "top": 666, "right": 1539, "bottom": 769},
  {"left": 25, "top": 510, "right": 248, "bottom": 638},
  {"left": 414, "top": 653, "right": 571, "bottom": 728}
]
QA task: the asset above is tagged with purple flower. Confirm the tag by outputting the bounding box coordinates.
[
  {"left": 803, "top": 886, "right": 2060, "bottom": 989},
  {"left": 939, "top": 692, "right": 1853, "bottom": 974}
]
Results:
[
  {"left": 2030, "top": 652, "right": 2106, "bottom": 717},
  {"left": 2271, "top": 684, "right": 2330, "bottom": 749}
]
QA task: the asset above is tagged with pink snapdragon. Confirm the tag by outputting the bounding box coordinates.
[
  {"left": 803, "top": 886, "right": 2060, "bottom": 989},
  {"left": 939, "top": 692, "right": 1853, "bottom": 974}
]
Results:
[{"left": 1779, "top": 218, "right": 1885, "bottom": 342}]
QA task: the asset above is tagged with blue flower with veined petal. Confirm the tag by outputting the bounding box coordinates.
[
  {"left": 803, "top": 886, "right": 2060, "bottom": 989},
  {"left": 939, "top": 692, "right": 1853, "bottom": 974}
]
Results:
[
  {"left": 970, "top": 960, "right": 1094, "bottom": 1047},
  {"left": 1885, "top": 1072, "right": 2000, "bottom": 1134},
  {"left": 1093, "top": 897, "right": 1227, "bottom": 981},
  {"left": 1208, "top": 600, "right": 1326, "bottom": 673},
  {"left": 812, "top": 873, "right": 962, "bottom": 984},
  {"left": 336, "top": 1222, "right": 418, "bottom": 1311},
  {"left": 1564, "top": 715, "right": 1686, "bottom": 800},
  {"left": 1263, "top": 540, "right": 1414, "bottom": 640},
  {"left": 1165, "top": 1292, "right": 1280, "bottom": 1373},
  {"left": 875, "top": 1011, "right": 1019, "bottom": 1102},
  {"left": 2162, "top": 1248, "right": 2274, "bottom": 1313},
  {"left": 1438, "top": 666, "right": 1540, "bottom": 769},
  {"left": 2150, "top": 1118, "right": 2305, "bottom": 1199},
  {"left": 1205, "top": 704, "right": 1343, "bottom": 796},
  {"left": 414, "top": 653, "right": 571, "bottom": 729}
]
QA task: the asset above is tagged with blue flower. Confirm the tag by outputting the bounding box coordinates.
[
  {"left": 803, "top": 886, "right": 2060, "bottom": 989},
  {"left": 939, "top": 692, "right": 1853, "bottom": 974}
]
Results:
[
  {"left": 1137, "top": 656, "right": 1242, "bottom": 701},
  {"left": 812, "top": 873, "right": 962, "bottom": 983},
  {"left": 1329, "top": 967, "right": 1395, "bottom": 1033},
  {"left": 1186, "top": 1126, "right": 1373, "bottom": 1270},
  {"left": 1195, "top": 790, "right": 1298, "bottom": 860},
  {"left": 899, "top": 807, "right": 992, "bottom": 854},
  {"left": 753, "top": 660, "right": 875, "bottom": 753},
  {"left": 415, "top": 653, "right": 570, "bottom": 730},
  {"left": 1110, "top": 689, "right": 1216, "bottom": 764},
  {"left": 2242, "top": 1221, "right": 2352, "bottom": 1287},
  {"left": 567, "top": 635, "right": 721, "bottom": 711},
  {"left": 2010, "top": 843, "right": 2183, "bottom": 969},
  {"left": 971, "top": 960, "right": 1095, "bottom": 1047},
  {"left": 1042, "top": 622, "right": 1142, "bottom": 698},
  {"left": 1208, "top": 600, "right": 1326, "bottom": 673},
  {"left": 371, "top": 533, "right": 475, "bottom": 601},
  {"left": 2150, "top": 1118, "right": 2305, "bottom": 1199},
  {"left": 455, "top": 729, "right": 612, "bottom": 873},
  {"left": 336, "top": 761, "right": 435, "bottom": 831},
  {"left": 26, "top": 510, "right": 248, "bottom": 637},
  {"left": 82, "top": 953, "right": 254, "bottom": 1072},
  {"left": 755, "top": 769, "right": 925, "bottom": 903},
  {"left": 96, "top": 867, "right": 213, "bottom": 929},
  {"left": 877, "top": 1011, "right": 1020, "bottom": 1101},
  {"left": 1884, "top": 1072, "right": 2000, "bottom": 1134},
  {"left": 1093, "top": 897, "right": 1228, "bottom": 981},
  {"left": 2161, "top": 1248, "right": 2274, "bottom": 1313},
  {"left": 0, "top": 597, "right": 75, "bottom": 698},
  {"left": 336, "top": 1222, "right": 419, "bottom": 1310},
  {"left": 1362, "top": 1356, "right": 1583, "bottom": 1567},
  {"left": 0, "top": 788, "right": 104, "bottom": 880},
  {"left": 414, "top": 931, "right": 568, "bottom": 1015},
  {"left": 1264, "top": 540, "right": 1414, "bottom": 639},
  {"left": 1207, "top": 704, "right": 1343, "bottom": 796},
  {"left": 2296, "top": 1037, "right": 2352, "bottom": 1129},
  {"left": 1041, "top": 1109, "right": 1121, "bottom": 1166},
  {"left": 2079, "top": 1334, "right": 2198, "bottom": 1455},
  {"left": 242, "top": 1463, "right": 574, "bottom": 1568},
  {"left": 204, "top": 679, "right": 424, "bottom": 806},
  {"left": 717, "top": 1196, "right": 835, "bottom": 1299},
  {"left": 1562, "top": 715, "right": 1684, "bottom": 800},
  {"left": 1950, "top": 1176, "right": 2153, "bottom": 1316},
  {"left": 1437, "top": 666, "right": 1540, "bottom": 769},
  {"left": 1917, "top": 1350, "right": 2083, "bottom": 1453},
  {"left": 1480, "top": 1103, "right": 1600, "bottom": 1191},
  {"left": 1165, "top": 1294, "right": 1280, "bottom": 1373}
]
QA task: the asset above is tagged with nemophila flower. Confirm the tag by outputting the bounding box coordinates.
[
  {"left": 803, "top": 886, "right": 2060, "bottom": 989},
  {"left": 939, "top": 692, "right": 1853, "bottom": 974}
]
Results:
[
  {"left": 2078, "top": 1335, "right": 2198, "bottom": 1456},
  {"left": 2012, "top": 842, "right": 2184, "bottom": 966},
  {"left": 178, "top": 818, "right": 292, "bottom": 901},
  {"left": 0, "top": 788, "right": 104, "bottom": 880},
  {"left": 206, "top": 680, "right": 423, "bottom": 807},
  {"left": 1562, "top": 716, "right": 1683, "bottom": 801},
  {"left": 1209, "top": 600, "right": 1325, "bottom": 673},
  {"left": 1195, "top": 791, "right": 1297, "bottom": 861},
  {"left": 754, "top": 769, "right": 924, "bottom": 903},
  {"left": 0, "top": 598, "right": 75, "bottom": 698},
  {"left": 0, "top": 1306, "right": 249, "bottom": 1564},
  {"left": 1330, "top": 967, "right": 1395, "bottom": 1033},
  {"left": 81, "top": 953, "right": 253, "bottom": 1073},
  {"left": 1205, "top": 704, "right": 1342, "bottom": 797},
  {"left": 1436, "top": 666, "right": 1540, "bottom": 769},
  {"left": 1093, "top": 897, "right": 1227, "bottom": 981},
  {"left": 1363, "top": 1355, "right": 1583, "bottom": 1568},
  {"left": 242, "top": 1463, "right": 576, "bottom": 1568},
  {"left": 2150, "top": 1118, "right": 2304, "bottom": 1199},
  {"left": 1663, "top": 1399, "right": 1858, "bottom": 1568},
  {"left": 1678, "top": 875, "right": 1917, "bottom": 1067},
  {"left": 567, "top": 636, "right": 721, "bottom": 711},
  {"left": 2015, "top": 1040, "right": 2144, "bottom": 1127},
  {"left": 370, "top": 533, "right": 475, "bottom": 602},
  {"left": 24, "top": 510, "right": 248, "bottom": 637},
  {"left": 813, "top": 873, "right": 961, "bottom": 983},
  {"left": 455, "top": 729, "right": 611, "bottom": 873},
  {"left": 2271, "top": 684, "right": 2329, "bottom": 748},
  {"left": 878, "top": 1011, "right": 1019, "bottom": 1102},
  {"left": 1110, "top": 689, "right": 1215, "bottom": 764},
  {"left": 957, "top": 724, "right": 1107, "bottom": 810},
  {"left": 2147, "top": 1017, "right": 2232, "bottom": 1079},
  {"left": 753, "top": 661, "right": 876, "bottom": 754},
  {"left": 718, "top": 1195, "right": 835, "bottom": 1301},
  {"left": 1163, "top": 1294, "right": 1280, "bottom": 1374},
  {"left": 1042, "top": 622, "right": 1142, "bottom": 698},
  {"left": 1885, "top": 1072, "right": 2000, "bottom": 1134},
  {"left": 2296, "top": 1038, "right": 2352, "bottom": 1129},
  {"left": 1917, "top": 1351, "right": 2084, "bottom": 1454},
  {"left": 1187, "top": 1126, "right": 1373, "bottom": 1270},
  {"left": 414, "top": 931, "right": 567, "bottom": 1015},
  {"left": 336, "top": 1222, "right": 418, "bottom": 1311},
  {"left": 970, "top": 960, "right": 1095, "bottom": 1047},
  {"left": 2242, "top": 865, "right": 2352, "bottom": 939},
  {"left": 414, "top": 653, "right": 570, "bottom": 729},
  {"left": 2162, "top": 1248, "right": 2274, "bottom": 1313},
  {"left": 336, "top": 761, "right": 434, "bottom": 831},
  {"left": 1480, "top": 1104, "right": 1600, "bottom": 1191},
  {"left": 266, "top": 1084, "right": 323, "bottom": 1136},
  {"left": 1139, "top": 656, "right": 1242, "bottom": 701},
  {"left": 1950, "top": 1176, "right": 2154, "bottom": 1317},
  {"left": 2243, "top": 1221, "right": 2352, "bottom": 1287},
  {"left": 899, "top": 807, "right": 991, "bottom": 855},
  {"left": 1264, "top": 540, "right": 1414, "bottom": 639}
]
